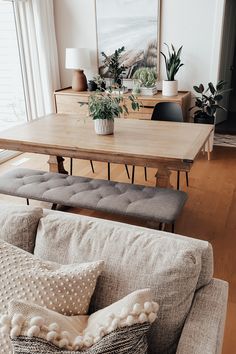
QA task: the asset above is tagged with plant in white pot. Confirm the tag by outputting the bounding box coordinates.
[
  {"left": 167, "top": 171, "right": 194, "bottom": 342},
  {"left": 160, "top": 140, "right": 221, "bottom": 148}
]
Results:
[
  {"left": 161, "top": 43, "right": 184, "bottom": 97},
  {"left": 88, "top": 91, "right": 140, "bottom": 135},
  {"left": 132, "top": 67, "right": 157, "bottom": 96}
]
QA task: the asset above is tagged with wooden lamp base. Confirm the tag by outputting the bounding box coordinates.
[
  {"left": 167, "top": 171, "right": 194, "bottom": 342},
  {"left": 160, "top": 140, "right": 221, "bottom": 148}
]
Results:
[{"left": 72, "top": 70, "right": 88, "bottom": 91}]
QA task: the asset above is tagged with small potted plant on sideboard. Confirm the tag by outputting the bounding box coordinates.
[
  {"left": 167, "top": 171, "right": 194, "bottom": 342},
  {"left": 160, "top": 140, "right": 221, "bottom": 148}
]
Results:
[
  {"left": 190, "top": 81, "right": 229, "bottom": 124},
  {"left": 161, "top": 43, "right": 184, "bottom": 97},
  {"left": 101, "top": 47, "right": 127, "bottom": 89},
  {"left": 132, "top": 67, "right": 157, "bottom": 96},
  {"left": 88, "top": 91, "right": 140, "bottom": 135}
]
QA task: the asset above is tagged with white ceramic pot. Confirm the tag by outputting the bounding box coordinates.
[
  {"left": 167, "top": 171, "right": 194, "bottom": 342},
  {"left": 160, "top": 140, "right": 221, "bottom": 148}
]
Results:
[
  {"left": 94, "top": 119, "right": 114, "bottom": 135},
  {"left": 162, "top": 80, "right": 178, "bottom": 97}
]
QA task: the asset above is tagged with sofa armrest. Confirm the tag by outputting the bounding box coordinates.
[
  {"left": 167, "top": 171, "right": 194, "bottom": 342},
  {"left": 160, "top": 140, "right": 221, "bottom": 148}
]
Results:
[{"left": 176, "top": 278, "right": 228, "bottom": 354}]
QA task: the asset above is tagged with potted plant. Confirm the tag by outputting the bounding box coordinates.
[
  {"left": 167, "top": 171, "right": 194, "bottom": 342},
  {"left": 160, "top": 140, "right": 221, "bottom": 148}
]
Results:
[
  {"left": 92, "top": 74, "right": 106, "bottom": 91},
  {"left": 88, "top": 91, "right": 140, "bottom": 135},
  {"left": 132, "top": 67, "right": 157, "bottom": 96},
  {"left": 190, "top": 81, "right": 229, "bottom": 124},
  {"left": 101, "top": 47, "right": 126, "bottom": 88},
  {"left": 161, "top": 43, "right": 184, "bottom": 97}
]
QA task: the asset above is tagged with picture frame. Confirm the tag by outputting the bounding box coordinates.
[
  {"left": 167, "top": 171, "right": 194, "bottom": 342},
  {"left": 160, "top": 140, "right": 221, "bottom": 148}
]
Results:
[{"left": 95, "top": 0, "right": 161, "bottom": 84}]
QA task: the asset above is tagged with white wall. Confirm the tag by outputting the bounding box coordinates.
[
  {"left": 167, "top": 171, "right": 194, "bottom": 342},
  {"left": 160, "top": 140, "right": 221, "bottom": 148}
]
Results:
[{"left": 54, "top": 0, "right": 225, "bottom": 92}]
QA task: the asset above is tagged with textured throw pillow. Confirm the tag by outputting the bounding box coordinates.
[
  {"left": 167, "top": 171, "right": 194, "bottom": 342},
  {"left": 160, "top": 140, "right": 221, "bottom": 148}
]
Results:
[
  {"left": 0, "top": 240, "right": 103, "bottom": 354},
  {"left": 1, "top": 289, "right": 159, "bottom": 353},
  {"left": 0, "top": 204, "right": 43, "bottom": 253}
]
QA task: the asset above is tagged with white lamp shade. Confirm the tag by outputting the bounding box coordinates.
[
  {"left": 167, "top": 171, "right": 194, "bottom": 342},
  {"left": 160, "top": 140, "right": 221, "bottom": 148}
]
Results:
[{"left": 65, "top": 48, "right": 90, "bottom": 70}]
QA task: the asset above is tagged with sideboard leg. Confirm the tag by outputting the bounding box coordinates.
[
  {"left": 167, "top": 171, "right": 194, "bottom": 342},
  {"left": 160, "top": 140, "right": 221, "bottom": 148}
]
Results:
[{"left": 48, "top": 156, "right": 68, "bottom": 174}]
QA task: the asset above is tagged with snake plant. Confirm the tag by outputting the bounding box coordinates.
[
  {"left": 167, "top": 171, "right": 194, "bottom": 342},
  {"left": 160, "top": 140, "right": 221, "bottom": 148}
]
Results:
[{"left": 161, "top": 43, "right": 184, "bottom": 81}]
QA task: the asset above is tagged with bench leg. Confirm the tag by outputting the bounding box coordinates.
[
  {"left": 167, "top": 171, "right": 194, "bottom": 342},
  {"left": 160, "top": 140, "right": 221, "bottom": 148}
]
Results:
[
  {"left": 51, "top": 203, "right": 57, "bottom": 210},
  {"left": 26, "top": 198, "right": 29, "bottom": 205}
]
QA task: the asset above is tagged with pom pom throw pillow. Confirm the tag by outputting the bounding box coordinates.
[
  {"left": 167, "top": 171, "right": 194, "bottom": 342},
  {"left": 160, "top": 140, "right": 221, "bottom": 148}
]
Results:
[
  {"left": 0, "top": 240, "right": 103, "bottom": 353},
  {"left": 1, "top": 289, "right": 159, "bottom": 354}
]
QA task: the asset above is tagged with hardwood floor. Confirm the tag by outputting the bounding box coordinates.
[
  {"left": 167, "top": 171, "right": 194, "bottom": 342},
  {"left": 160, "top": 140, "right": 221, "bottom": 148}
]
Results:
[{"left": 0, "top": 146, "right": 235, "bottom": 353}]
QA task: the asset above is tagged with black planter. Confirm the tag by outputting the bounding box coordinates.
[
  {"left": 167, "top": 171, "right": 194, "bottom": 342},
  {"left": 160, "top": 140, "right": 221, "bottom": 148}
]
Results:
[
  {"left": 100, "top": 81, "right": 106, "bottom": 91},
  {"left": 194, "top": 114, "right": 214, "bottom": 125},
  {"left": 88, "top": 80, "right": 97, "bottom": 92}
]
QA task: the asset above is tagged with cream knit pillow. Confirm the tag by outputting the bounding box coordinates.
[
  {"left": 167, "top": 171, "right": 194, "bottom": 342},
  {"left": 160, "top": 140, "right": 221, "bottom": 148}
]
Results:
[{"left": 0, "top": 239, "right": 103, "bottom": 354}]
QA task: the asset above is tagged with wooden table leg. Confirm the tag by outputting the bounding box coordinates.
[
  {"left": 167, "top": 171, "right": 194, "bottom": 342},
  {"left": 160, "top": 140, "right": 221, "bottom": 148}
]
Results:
[
  {"left": 48, "top": 156, "right": 68, "bottom": 174},
  {"left": 155, "top": 166, "right": 172, "bottom": 188}
]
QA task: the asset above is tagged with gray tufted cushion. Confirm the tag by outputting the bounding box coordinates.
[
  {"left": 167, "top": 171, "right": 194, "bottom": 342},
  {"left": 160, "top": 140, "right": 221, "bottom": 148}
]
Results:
[{"left": 0, "top": 168, "right": 187, "bottom": 224}]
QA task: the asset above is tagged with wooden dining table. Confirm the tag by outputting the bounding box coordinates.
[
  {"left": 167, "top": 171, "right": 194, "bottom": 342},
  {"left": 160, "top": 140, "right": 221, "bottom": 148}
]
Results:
[{"left": 0, "top": 114, "right": 214, "bottom": 188}]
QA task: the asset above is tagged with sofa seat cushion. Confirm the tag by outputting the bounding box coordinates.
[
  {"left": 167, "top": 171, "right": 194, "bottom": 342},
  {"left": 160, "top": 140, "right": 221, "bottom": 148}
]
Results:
[
  {"left": 34, "top": 211, "right": 213, "bottom": 354},
  {"left": 0, "top": 204, "right": 42, "bottom": 253}
]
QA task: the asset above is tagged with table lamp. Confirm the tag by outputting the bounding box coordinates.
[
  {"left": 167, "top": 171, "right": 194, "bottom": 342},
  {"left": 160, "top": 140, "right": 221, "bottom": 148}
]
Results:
[{"left": 65, "top": 48, "right": 90, "bottom": 91}]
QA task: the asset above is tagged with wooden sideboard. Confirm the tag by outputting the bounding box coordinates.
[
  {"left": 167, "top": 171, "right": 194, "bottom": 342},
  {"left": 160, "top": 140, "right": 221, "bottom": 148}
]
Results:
[{"left": 54, "top": 87, "right": 192, "bottom": 121}]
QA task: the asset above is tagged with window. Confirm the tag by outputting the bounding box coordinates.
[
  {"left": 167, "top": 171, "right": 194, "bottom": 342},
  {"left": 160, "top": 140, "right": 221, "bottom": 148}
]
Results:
[{"left": 0, "top": 0, "right": 27, "bottom": 133}]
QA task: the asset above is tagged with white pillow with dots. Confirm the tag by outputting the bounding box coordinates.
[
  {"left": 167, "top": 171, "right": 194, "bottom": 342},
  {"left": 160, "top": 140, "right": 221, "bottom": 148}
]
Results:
[{"left": 0, "top": 239, "right": 103, "bottom": 354}]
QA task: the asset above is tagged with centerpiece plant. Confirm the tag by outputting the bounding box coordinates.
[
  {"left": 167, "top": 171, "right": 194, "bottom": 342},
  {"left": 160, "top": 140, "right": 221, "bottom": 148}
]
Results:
[
  {"left": 161, "top": 43, "right": 184, "bottom": 96},
  {"left": 88, "top": 90, "right": 140, "bottom": 135}
]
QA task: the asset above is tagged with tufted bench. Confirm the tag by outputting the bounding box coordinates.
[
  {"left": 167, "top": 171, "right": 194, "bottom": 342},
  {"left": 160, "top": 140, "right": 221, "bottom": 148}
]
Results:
[{"left": 0, "top": 168, "right": 188, "bottom": 232}]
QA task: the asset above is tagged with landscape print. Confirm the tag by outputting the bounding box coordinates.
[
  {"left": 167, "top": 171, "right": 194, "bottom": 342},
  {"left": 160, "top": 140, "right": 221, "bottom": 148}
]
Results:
[{"left": 96, "top": 0, "right": 160, "bottom": 79}]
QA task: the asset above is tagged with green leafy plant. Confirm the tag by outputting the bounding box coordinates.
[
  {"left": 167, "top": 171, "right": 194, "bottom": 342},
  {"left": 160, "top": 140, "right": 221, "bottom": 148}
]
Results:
[
  {"left": 190, "top": 81, "right": 230, "bottom": 120},
  {"left": 88, "top": 91, "right": 140, "bottom": 120},
  {"left": 92, "top": 74, "right": 106, "bottom": 91},
  {"left": 161, "top": 43, "right": 184, "bottom": 81},
  {"left": 101, "top": 47, "right": 126, "bottom": 84},
  {"left": 132, "top": 67, "right": 157, "bottom": 88}
]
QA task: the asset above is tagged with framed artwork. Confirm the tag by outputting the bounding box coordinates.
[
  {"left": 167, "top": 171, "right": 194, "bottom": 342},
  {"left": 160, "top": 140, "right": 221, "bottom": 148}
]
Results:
[{"left": 95, "top": 0, "right": 161, "bottom": 81}]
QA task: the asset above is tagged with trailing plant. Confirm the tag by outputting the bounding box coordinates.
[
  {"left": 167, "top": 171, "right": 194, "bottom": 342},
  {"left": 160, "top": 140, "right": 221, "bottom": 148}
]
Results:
[
  {"left": 88, "top": 91, "right": 140, "bottom": 120},
  {"left": 132, "top": 67, "right": 157, "bottom": 88},
  {"left": 101, "top": 47, "right": 126, "bottom": 84},
  {"left": 189, "top": 80, "right": 230, "bottom": 120},
  {"left": 161, "top": 43, "right": 184, "bottom": 81}
]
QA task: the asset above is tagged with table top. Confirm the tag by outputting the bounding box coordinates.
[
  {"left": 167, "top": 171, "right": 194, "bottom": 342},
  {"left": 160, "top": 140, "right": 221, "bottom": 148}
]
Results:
[{"left": 0, "top": 114, "right": 213, "bottom": 166}]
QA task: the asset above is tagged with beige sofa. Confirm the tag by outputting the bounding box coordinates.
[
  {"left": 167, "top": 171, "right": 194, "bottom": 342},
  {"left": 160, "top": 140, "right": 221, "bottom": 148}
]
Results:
[{"left": 1, "top": 205, "right": 228, "bottom": 353}]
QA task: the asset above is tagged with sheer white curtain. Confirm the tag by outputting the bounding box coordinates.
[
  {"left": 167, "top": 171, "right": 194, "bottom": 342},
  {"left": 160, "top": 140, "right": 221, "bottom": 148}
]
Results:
[{"left": 13, "top": 0, "right": 60, "bottom": 120}]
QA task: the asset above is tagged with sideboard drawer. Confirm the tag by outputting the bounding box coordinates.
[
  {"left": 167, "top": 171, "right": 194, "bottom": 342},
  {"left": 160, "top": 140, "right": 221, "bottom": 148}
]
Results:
[
  {"left": 55, "top": 94, "right": 89, "bottom": 114},
  {"left": 124, "top": 98, "right": 155, "bottom": 119}
]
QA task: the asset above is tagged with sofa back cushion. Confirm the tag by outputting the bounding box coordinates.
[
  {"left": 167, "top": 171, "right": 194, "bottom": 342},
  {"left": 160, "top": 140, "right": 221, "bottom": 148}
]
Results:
[
  {"left": 0, "top": 204, "right": 42, "bottom": 253},
  {"left": 34, "top": 211, "right": 213, "bottom": 354}
]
